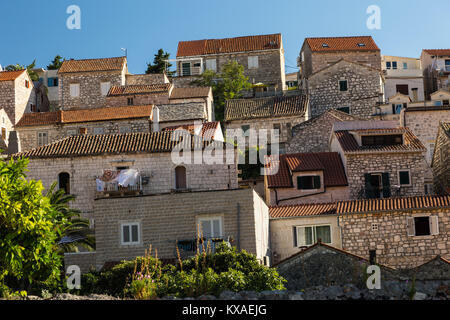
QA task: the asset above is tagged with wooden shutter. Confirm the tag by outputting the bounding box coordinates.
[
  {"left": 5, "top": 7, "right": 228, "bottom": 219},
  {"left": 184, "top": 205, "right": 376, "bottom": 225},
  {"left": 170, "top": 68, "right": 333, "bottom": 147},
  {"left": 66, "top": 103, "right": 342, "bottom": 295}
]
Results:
[
  {"left": 382, "top": 172, "right": 391, "bottom": 198},
  {"left": 293, "top": 227, "right": 298, "bottom": 247},
  {"left": 430, "top": 216, "right": 439, "bottom": 235},
  {"left": 364, "top": 173, "right": 374, "bottom": 199},
  {"left": 406, "top": 217, "right": 415, "bottom": 236},
  {"left": 1, "top": 128, "right": 6, "bottom": 140},
  {"left": 313, "top": 176, "right": 321, "bottom": 189}
]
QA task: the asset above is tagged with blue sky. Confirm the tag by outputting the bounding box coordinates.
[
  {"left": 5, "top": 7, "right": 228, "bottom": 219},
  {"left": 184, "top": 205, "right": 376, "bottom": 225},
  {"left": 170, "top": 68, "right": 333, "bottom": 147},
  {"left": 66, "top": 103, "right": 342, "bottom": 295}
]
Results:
[{"left": 1, "top": 0, "right": 449, "bottom": 74}]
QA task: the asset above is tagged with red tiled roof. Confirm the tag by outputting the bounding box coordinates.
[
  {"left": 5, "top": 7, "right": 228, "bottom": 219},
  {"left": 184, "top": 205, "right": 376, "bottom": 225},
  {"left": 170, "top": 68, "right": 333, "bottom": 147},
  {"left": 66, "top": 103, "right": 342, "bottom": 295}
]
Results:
[
  {"left": 334, "top": 128, "right": 425, "bottom": 154},
  {"left": 269, "top": 202, "right": 337, "bottom": 218},
  {"left": 162, "top": 121, "right": 220, "bottom": 140},
  {"left": 305, "top": 36, "right": 379, "bottom": 52},
  {"left": 15, "top": 105, "right": 152, "bottom": 127},
  {"left": 58, "top": 57, "right": 126, "bottom": 73},
  {"left": 225, "top": 94, "right": 308, "bottom": 121},
  {"left": 107, "top": 84, "right": 171, "bottom": 96},
  {"left": 423, "top": 49, "right": 450, "bottom": 56},
  {"left": 170, "top": 87, "right": 211, "bottom": 99},
  {"left": 337, "top": 195, "right": 450, "bottom": 214},
  {"left": 0, "top": 70, "right": 26, "bottom": 81},
  {"left": 177, "top": 34, "right": 281, "bottom": 57},
  {"left": 266, "top": 152, "right": 348, "bottom": 188},
  {"left": 13, "top": 131, "right": 221, "bottom": 159}
]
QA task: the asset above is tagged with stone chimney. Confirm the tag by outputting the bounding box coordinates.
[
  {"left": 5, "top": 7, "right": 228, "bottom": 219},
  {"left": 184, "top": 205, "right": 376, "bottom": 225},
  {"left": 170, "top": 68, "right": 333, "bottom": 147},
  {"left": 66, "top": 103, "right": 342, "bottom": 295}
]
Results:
[{"left": 152, "top": 106, "right": 160, "bottom": 132}]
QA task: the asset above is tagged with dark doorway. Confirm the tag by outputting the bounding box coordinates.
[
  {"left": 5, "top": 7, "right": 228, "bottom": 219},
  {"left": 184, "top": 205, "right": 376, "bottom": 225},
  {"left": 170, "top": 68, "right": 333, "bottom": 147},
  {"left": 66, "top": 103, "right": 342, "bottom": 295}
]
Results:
[
  {"left": 58, "top": 172, "right": 70, "bottom": 194},
  {"left": 175, "top": 166, "right": 187, "bottom": 190},
  {"left": 396, "top": 84, "right": 409, "bottom": 95}
]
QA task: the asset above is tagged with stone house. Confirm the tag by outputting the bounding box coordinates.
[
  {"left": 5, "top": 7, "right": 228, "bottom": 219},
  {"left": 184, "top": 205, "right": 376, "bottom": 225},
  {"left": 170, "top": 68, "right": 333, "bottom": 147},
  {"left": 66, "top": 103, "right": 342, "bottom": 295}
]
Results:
[
  {"left": 14, "top": 131, "right": 239, "bottom": 221},
  {"left": 70, "top": 188, "right": 269, "bottom": 271},
  {"left": 58, "top": 57, "right": 128, "bottom": 110},
  {"left": 306, "top": 59, "right": 384, "bottom": 118},
  {"left": 175, "top": 33, "right": 286, "bottom": 91},
  {"left": 381, "top": 55, "right": 424, "bottom": 102},
  {"left": 269, "top": 203, "right": 341, "bottom": 264},
  {"left": 330, "top": 121, "right": 427, "bottom": 200},
  {"left": 224, "top": 94, "right": 309, "bottom": 153},
  {"left": 432, "top": 122, "right": 450, "bottom": 195},
  {"left": 338, "top": 194, "right": 450, "bottom": 269},
  {"left": 421, "top": 49, "right": 450, "bottom": 99},
  {"left": 274, "top": 242, "right": 397, "bottom": 290},
  {"left": 286, "top": 109, "right": 360, "bottom": 154},
  {"left": 35, "top": 68, "right": 60, "bottom": 109},
  {"left": 0, "top": 69, "right": 36, "bottom": 125},
  {"left": 264, "top": 152, "right": 349, "bottom": 206},
  {"left": 0, "top": 108, "right": 14, "bottom": 153}
]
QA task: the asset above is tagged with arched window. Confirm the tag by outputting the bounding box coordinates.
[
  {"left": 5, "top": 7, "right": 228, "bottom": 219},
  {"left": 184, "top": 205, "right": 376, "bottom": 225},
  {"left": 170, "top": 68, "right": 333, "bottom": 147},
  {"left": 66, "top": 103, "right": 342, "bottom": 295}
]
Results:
[
  {"left": 58, "top": 172, "right": 70, "bottom": 194},
  {"left": 175, "top": 166, "right": 187, "bottom": 190}
]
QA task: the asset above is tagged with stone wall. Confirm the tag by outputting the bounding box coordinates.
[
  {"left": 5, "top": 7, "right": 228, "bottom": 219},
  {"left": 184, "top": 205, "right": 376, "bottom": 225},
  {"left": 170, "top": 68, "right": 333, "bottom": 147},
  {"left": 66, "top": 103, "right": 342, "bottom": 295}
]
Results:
[
  {"left": 177, "top": 49, "right": 286, "bottom": 90},
  {"left": 432, "top": 125, "right": 450, "bottom": 194},
  {"left": 64, "top": 252, "right": 97, "bottom": 274},
  {"left": 125, "top": 73, "right": 169, "bottom": 85},
  {"left": 345, "top": 152, "right": 426, "bottom": 199},
  {"left": 402, "top": 109, "right": 450, "bottom": 164},
  {"left": 59, "top": 70, "right": 124, "bottom": 110},
  {"left": 106, "top": 93, "right": 170, "bottom": 107},
  {"left": 93, "top": 188, "right": 269, "bottom": 269},
  {"left": 25, "top": 151, "right": 239, "bottom": 219},
  {"left": 308, "top": 60, "right": 383, "bottom": 119},
  {"left": 0, "top": 72, "right": 35, "bottom": 125},
  {"left": 339, "top": 208, "right": 450, "bottom": 269},
  {"left": 286, "top": 110, "right": 357, "bottom": 153},
  {"left": 267, "top": 185, "right": 350, "bottom": 207},
  {"left": 17, "top": 118, "right": 150, "bottom": 151}
]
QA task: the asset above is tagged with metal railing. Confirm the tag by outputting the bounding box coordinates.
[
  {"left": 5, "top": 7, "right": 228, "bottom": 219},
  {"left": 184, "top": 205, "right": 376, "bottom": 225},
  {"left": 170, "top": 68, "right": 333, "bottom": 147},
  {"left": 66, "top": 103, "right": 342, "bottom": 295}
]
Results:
[
  {"left": 176, "top": 237, "right": 231, "bottom": 256},
  {"left": 96, "top": 176, "right": 143, "bottom": 197}
]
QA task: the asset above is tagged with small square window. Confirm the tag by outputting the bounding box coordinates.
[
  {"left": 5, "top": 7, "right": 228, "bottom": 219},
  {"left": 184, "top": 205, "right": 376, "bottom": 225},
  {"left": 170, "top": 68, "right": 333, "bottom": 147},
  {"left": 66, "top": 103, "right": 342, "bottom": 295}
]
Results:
[
  {"left": 297, "top": 176, "right": 321, "bottom": 190},
  {"left": 398, "top": 170, "right": 411, "bottom": 186},
  {"left": 121, "top": 222, "right": 140, "bottom": 245},
  {"left": 127, "top": 97, "right": 134, "bottom": 106},
  {"left": 392, "top": 61, "right": 398, "bottom": 69},
  {"left": 403, "top": 62, "right": 408, "bottom": 69},
  {"left": 339, "top": 80, "right": 348, "bottom": 92},
  {"left": 386, "top": 61, "right": 391, "bottom": 69},
  {"left": 371, "top": 223, "right": 378, "bottom": 231},
  {"left": 336, "top": 107, "right": 350, "bottom": 114},
  {"left": 414, "top": 217, "right": 430, "bottom": 236}
]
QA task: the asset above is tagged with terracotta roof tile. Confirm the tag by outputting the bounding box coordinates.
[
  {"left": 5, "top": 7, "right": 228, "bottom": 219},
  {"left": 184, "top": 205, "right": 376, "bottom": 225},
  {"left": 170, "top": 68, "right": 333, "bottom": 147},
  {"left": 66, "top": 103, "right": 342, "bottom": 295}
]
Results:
[
  {"left": 423, "top": 49, "right": 450, "bottom": 56},
  {"left": 266, "top": 152, "right": 348, "bottom": 188},
  {"left": 15, "top": 105, "right": 152, "bottom": 127},
  {"left": 170, "top": 87, "right": 211, "bottom": 99},
  {"left": 334, "top": 128, "right": 425, "bottom": 154},
  {"left": 305, "top": 36, "right": 379, "bottom": 52},
  {"left": 270, "top": 202, "right": 337, "bottom": 218},
  {"left": 162, "top": 121, "right": 220, "bottom": 140},
  {"left": 58, "top": 57, "right": 126, "bottom": 73},
  {"left": 107, "top": 84, "right": 171, "bottom": 96},
  {"left": 0, "top": 70, "right": 26, "bottom": 81},
  {"left": 225, "top": 94, "right": 308, "bottom": 121},
  {"left": 337, "top": 195, "right": 450, "bottom": 214},
  {"left": 177, "top": 34, "right": 281, "bottom": 57},
  {"left": 13, "top": 131, "right": 222, "bottom": 159}
]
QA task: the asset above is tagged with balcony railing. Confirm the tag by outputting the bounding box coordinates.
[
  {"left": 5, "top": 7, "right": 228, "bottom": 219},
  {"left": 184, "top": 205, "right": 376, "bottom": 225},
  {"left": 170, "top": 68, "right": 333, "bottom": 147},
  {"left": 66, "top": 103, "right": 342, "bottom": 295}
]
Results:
[
  {"left": 176, "top": 237, "right": 232, "bottom": 257},
  {"left": 95, "top": 169, "right": 143, "bottom": 197}
]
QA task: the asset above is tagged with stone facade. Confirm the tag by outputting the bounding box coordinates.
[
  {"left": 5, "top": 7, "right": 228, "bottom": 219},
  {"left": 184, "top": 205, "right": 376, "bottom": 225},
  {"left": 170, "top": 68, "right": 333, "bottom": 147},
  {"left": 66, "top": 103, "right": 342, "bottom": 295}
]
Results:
[
  {"left": 339, "top": 208, "right": 450, "bottom": 269},
  {"left": 59, "top": 70, "right": 125, "bottom": 110},
  {"left": 402, "top": 108, "right": 450, "bottom": 164},
  {"left": 125, "top": 73, "right": 169, "bottom": 85},
  {"left": 177, "top": 49, "right": 286, "bottom": 91},
  {"left": 432, "top": 122, "right": 450, "bottom": 195},
  {"left": 270, "top": 215, "right": 342, "bottom": 264},
  {"left": 0, "top": 71, "right": 35, "bottom": 125},
  {"left": 344, "top": 152, "right": 426, "bottom": 199},
  {"left": 266, "top": 185, "right": 349, "bottom": 206},
  {"left": 92, "top": 188, "right": 269, "bottom": 270},
  {"left": 307, "top": 60, "right": 384, "bottom": 118},
  {"left": 24, "top": 151, "right": 238, "bottom": 220},
  {"left": 105, "top": 91, "right": 170, "bottom": 107},
  {"left": 0, "top": 108, "right": 14, "bottom": 151},
  {"left": 286, "top": 110, "right": 359, "bottom": 154},
  {"left": 17, "top": 118, "right": 150, "bottom": 152}
]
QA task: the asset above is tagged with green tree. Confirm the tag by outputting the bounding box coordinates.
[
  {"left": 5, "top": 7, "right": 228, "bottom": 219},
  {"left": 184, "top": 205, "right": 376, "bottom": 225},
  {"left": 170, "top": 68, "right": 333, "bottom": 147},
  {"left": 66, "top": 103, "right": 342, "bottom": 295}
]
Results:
[
  {"left": 47, "top": 55, "right": 65, "bottom": 70},
  {"left": 146, "top": 49, "right": 174, "bottom": 76},
  {"left": 193, "top": 60, "right": 251, "bottom": 122},
  {"left": 0, "top": 156, "right": 67, "bottom": 292},
  {"left": 5, "top": 60, "right": 39, "bottom": 81},
  {"left": 45, "top": 182, "right": 95, "bottom": 253}
]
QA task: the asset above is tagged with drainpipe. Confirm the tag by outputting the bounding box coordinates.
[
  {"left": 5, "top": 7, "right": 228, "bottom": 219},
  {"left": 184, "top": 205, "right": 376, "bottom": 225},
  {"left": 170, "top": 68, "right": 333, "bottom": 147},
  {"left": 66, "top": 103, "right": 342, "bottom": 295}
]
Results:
[{"left": 236, "top": 202, "right": 241, "bottom": 251}]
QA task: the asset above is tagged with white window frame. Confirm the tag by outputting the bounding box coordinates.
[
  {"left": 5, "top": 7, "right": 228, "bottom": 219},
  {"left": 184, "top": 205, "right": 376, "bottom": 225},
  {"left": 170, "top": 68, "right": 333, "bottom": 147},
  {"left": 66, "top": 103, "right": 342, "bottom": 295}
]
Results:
[
  {"left": 120, "top": 222, "right": 141, "bottom": 245},
  {"left": 248, "top": 56, "right": 259, "bottom": 69},
  {"left": 406, "top": 215, "right": 439, "bottom": 237},
  {"left": 37, "top": 131, "right": 48, "bottom": 146},
  {"left": 295, "top": 224, "right": 332, "bottom": 247},
  {"left": 70, "top": 83, "right": 80, "bottom": 97},
  {"left": 205, "top": 59, "right": 217, "bottom": 72},
  {"left": 101, "top": 82, "right": 111, "bottom": 96},
  {"left": 197, "top": 216, "right": 223, "bottom": 239},
  {"left": 397, "top": 169, "right": 411, "bottom": 187},
  {"left": 296, "top": 174, "right": 321, "bottom": 191}
]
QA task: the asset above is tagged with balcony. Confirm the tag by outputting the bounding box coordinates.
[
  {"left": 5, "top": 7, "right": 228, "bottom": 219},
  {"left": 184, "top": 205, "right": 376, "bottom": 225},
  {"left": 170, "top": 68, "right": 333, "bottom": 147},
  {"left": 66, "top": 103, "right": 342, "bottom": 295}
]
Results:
[
  {"left": 95, "top": 169, "right": 144, "bottom": 197},
  {"left": 176, "top": 237, "right": 232, "bottom": 257}
]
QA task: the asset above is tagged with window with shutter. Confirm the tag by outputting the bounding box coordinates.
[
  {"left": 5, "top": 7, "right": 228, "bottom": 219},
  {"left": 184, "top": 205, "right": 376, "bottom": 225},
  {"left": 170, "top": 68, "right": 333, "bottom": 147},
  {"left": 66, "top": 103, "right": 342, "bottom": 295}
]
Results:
[
  {"left": 382, "top": 172, "right": 391, "bottom": 198},
  {"left": 70, "top": 84, "right": 80, "bottom": 97},
  {"left": 414, "top": 217, "right": 431, "bottom": 236},
  {"left": 197, "top": 217, "right": 223, "bottom": 239},
  {"left": 121, "top": 222, "right": 140, "bottom": 245},
  {"left": 430, "top": 216, "right": 439, "bottom": 235},
  {"left": 406, "top": 217, "right": 415, "bottom": 236}
]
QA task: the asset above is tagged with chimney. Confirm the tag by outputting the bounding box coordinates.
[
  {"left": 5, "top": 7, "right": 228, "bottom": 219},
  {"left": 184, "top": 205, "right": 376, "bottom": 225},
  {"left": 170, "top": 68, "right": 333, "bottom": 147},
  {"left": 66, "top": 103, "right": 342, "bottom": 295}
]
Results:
[{"left": 152, "top": 106, "right": 160, "bottom": 132}]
